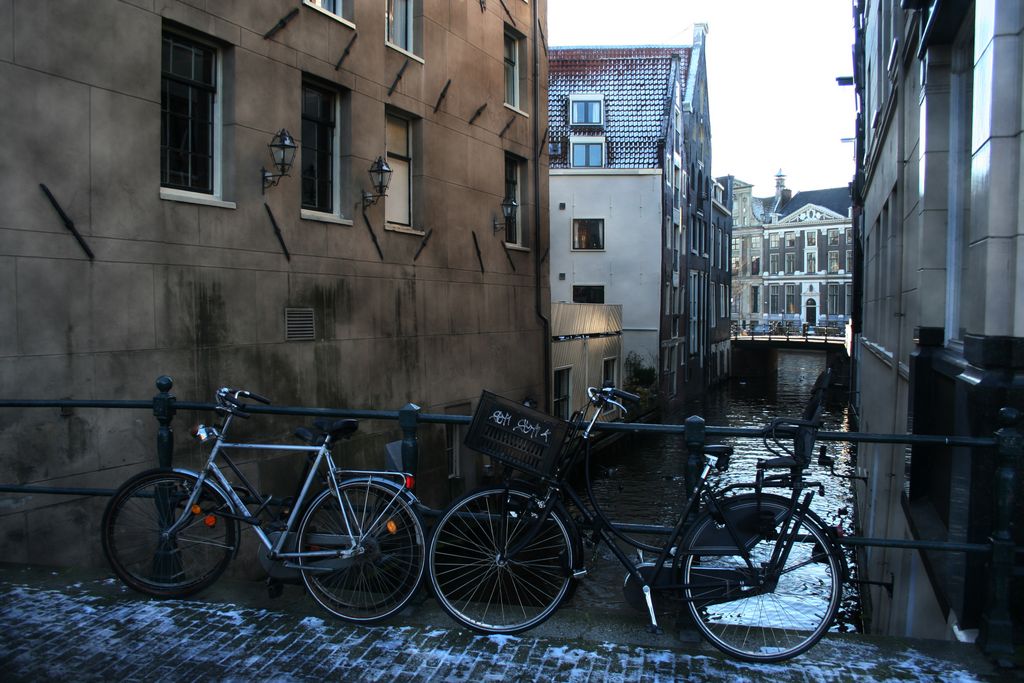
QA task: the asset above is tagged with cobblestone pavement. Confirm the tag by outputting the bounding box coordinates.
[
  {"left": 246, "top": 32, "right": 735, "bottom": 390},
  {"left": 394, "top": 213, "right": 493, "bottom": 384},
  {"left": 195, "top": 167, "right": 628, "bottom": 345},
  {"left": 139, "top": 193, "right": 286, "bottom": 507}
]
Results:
[{"left": 0, "top": 563, "right": 1013, "bottom": 682}]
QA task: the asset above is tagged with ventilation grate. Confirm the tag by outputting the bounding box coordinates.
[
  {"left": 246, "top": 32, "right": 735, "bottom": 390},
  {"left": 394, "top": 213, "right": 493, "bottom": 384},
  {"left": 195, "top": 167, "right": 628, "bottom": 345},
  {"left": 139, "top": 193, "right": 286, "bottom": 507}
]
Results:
[{"left": 285, "top": 307, "right": 315, "bottom": 341}]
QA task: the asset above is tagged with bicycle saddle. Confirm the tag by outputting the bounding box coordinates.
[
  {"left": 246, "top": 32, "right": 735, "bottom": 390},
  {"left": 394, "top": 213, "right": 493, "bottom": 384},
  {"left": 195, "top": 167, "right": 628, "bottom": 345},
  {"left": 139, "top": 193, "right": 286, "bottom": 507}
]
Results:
[
  {"left": 758, "top": 456, "right": 803, "bottom": 470},
  {"left": 293, "top": 419, "right": 359, "bottom": 445}
]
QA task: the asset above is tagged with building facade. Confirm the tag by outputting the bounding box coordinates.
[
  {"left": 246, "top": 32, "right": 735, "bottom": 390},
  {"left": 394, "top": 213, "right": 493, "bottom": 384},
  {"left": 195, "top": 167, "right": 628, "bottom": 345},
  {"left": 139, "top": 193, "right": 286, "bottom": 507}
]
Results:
[
  {"left": 0, "top": 0, "right": 549, "bottom": 566},
  {"left": 730, "top": 175, "right": 853, "bottom": 335},
  {"left": 548, "top": 27, "right": 729, "bottom": 412},
  {"left": 852, "top": 0, "right": 1022, "bottom": 651}
]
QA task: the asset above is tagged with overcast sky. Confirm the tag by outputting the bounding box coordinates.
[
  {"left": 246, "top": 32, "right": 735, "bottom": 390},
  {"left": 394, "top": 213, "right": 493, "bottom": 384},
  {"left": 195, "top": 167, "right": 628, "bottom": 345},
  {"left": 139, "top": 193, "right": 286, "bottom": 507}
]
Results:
[{"left": 547, "top": 0, "right": 857, "bottom": 198}]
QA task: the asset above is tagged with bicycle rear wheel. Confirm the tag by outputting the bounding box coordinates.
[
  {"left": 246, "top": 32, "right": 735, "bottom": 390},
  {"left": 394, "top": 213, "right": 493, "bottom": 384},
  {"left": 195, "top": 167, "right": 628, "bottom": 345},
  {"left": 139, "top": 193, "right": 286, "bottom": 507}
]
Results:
[
  {"left": 101, "top": 469, "right": 238, "bottom": 597},
  {"left": 681, "top": 494, "right": 842, "bottom": 662},
  {"left": 298, "top": 479, "right": 425, "bottom": 622},
  {"left": 428, "top": 486, "right": 576, "bottom": 634}
]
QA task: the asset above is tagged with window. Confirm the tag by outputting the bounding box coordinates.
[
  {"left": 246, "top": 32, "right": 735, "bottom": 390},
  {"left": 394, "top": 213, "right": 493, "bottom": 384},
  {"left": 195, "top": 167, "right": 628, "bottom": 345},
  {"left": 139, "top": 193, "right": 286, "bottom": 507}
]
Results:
[
  {"left": 571, "top": 139, "right": 604, "bottom": 168},
  {"left": 386, "top": 113, "right": 413, "bottom": 227},
  {"left": 553, "top": 368, "right": 571, "bottom": 420},
  {"left": 504, "top": 154, "right": 526, "bottom": 246},
  {"left": 785, "top": 231, "right": 795, "bottom": 248},
  {"left": 769, "top": 284, "right": 781, "bottom": 314},
  {"left": 161, "top": 32, "right": 217, "bottom": 194},
  {"left": 784, "top": 253, "right": 795, "bottom": 274},
  {"left": 806, "top": 231, "right": 817, "bottom": 246},
  {"left": 570, "top": 94, "right": 603, "bottom": 125},
  {"left": 572, "top": 219, "right": 604, "bottom": 250},
  {"left": 386, "top": 0, "right": 414, "bottom": 53},
  {"left": 828, "top": 250, "right": 840, "bottom": 273},
  {"left": 828, "top": 228, "right": 839, "bottom": 245},
  {"left": 303, "top": 0, "right": 353, "bottom": 23},
  {"left": 572, "top": 285, "right": 604, "bottom": 304},
  {"left": 751, "top": 285, "right": 760, "bottom": 313},
  {"left": 503, "top": 30, "right": 520, "bottom": 109},
  {"left": 826, "top": 283, "right": 841, "bottom": 317},
  {"left": 769, "top": 253, "right": 779, "bottom": 273},
  {"left": 602, "top": 357, "right": 617, "bottom": 387},
  {"left": 785, "top": 284, "right": 799, "bottom": 314},
  {"left": 846, "top": 250, "right": 852, "bottom": 271},
  {"left": 769, "top": 233, "right": 780, "bottom": 249},
  {"left": 806, "top": 253, "right": 816, "bottom": 273},
  {"left": 301, "top": 82, "right": 336, "bottom": 214}
]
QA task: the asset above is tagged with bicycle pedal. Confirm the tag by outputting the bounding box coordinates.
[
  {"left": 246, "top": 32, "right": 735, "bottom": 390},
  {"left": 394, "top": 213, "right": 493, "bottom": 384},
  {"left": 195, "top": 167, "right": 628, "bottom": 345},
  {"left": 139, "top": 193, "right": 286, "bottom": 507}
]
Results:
[{"left": 572, "top": 568, "right": 588, "bottom": 579}]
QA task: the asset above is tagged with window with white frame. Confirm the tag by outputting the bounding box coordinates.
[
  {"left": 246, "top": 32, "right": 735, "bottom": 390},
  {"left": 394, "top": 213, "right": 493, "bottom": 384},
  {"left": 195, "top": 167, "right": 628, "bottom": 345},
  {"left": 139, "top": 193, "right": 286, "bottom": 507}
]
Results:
[
  {"left": 569, "top": 93, "right": 603, "bottom": 126},
  {"left": 570, "top": 137, "right": 604, "bottom": 168},
  {"left": 303, "top": 0, "right": 353, "bottom": 23},
  {"left": 785, "top": 284, "right": 799, "bottom": 314},
  {"left": 785, "top": 231, "right": 795, "bottom": 248},
  {"left": 553, "top": 368, "right": 571, "bottom": 420},
  {"left": 806, "top": 253, "right": 816, "bottom": 273},
  {"left": 602, "top": 357, "right": 617, "bottom": 387},
  {"left": 806, "top": 231, "right": 817, "bottom": 246},
  {"left": 769, "top": 253, "right": 779, "bottom": 273},
  {"left": 386, "top": 0, "right": 416, "bottom": 54},
  {"left": 785, "top": 252, "right": 795, "bottom": 274},
  {"left": 386, "top": 112, "right": 413, "bottom": 227},
  {"left": 769, "top": 233, "right": 780, "bottom": 249},
  {"left": 769, "top": 284, "right": 781, "bottom": 314},
  {"left": 572, "top": 218, "right": 604, "bottom": 250},
  {"left": 161, "top": 31, "right": 219, "bottom": 195},
  {"left": 828, "top": 250, "right": 839, "bottom": 273},
  {"left": 828, "top": 227, "right": 839, "bottom": 245},
  {"left": 504, "top": 29, "right": 521, "bottom": 109},
  {"left": 504, "top": 154, "right": 526, "bottom": 246}
]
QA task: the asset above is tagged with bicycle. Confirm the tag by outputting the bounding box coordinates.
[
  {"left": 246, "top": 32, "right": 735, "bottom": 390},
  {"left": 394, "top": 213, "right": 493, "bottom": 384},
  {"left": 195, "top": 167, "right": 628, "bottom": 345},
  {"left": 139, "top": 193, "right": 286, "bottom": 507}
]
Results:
[
  {"left": 101, "top": 387, "right": 426, "bottom": 623},
  {"left": 426, "top": 381, "right": 844, "bottom": 662}
]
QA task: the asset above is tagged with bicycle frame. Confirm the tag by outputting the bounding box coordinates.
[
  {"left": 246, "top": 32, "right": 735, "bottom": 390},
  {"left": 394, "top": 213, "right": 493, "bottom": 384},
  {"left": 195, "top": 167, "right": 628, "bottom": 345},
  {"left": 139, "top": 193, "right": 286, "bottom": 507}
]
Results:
[
  {"left": 175, "top": 412, "right": 409, "bottom": 566},
  {"left": 501, "top": 389, "right": 818, "bottom": 633}
]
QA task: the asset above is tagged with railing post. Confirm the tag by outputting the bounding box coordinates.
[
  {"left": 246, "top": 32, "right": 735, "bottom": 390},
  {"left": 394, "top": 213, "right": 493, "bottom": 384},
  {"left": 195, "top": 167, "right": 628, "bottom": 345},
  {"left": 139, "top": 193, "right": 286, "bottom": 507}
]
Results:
[
  {"left": 399, "top": 402, "right": 421, "bottom": 480},
  {"left": 684, "top": 415, "right": 706, "bottom": 521},
  {"left": 153, "top": 375, "right": 176, "bottom": 468},
  {"left": 978, "top": 406, "right": 1020, "bottom": 667}
]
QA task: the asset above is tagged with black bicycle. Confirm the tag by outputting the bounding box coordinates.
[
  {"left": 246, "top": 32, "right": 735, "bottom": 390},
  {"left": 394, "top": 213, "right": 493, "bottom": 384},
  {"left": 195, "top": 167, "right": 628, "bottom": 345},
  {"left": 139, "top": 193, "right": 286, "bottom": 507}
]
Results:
[{"left": 426, "top": 380, "right": 844, "bottom": 662}]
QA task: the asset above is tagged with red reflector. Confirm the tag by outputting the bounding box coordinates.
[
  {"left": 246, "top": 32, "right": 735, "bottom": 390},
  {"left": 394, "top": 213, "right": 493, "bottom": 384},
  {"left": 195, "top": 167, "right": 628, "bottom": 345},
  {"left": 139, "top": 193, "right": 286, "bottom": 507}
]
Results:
[{"left": 404, "top": 475, "right": 415, "bottom": 490}]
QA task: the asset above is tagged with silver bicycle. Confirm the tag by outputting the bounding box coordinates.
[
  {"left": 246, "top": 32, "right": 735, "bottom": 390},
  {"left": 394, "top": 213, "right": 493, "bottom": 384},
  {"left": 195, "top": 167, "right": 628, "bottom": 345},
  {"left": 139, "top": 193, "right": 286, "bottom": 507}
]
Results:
[{"left": 101, "top": 387, "right": 426, "bottom": 623}]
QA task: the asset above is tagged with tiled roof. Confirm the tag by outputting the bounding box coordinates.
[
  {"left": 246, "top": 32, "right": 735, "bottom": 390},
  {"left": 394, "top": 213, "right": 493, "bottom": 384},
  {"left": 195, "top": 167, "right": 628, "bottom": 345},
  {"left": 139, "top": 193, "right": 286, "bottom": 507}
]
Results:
[
  {"left": 779, "top": 187, "right": 851, "bottom": 218},
  {"left": 548, "top": 46, "right": 692, "bottom": 169}
]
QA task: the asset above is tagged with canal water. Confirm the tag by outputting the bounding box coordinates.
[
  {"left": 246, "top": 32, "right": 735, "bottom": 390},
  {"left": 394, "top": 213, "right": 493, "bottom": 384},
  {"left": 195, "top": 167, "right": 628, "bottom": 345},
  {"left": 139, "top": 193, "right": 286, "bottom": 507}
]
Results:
[{"left": 575, "top": 350, "right": 862, "bottom": 632}]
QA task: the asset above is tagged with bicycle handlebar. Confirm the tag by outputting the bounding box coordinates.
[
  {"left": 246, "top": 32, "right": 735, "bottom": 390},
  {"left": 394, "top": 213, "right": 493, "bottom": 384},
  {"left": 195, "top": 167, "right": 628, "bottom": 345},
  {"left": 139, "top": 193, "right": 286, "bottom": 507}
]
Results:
[{"left": 215, "top": 386, "right": 272, "bottom": 418}]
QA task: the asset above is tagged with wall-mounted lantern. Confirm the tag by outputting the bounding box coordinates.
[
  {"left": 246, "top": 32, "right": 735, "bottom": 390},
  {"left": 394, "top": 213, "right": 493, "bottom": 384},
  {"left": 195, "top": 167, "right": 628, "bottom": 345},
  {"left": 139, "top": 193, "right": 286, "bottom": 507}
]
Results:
[
  {"left": 492, "top": 196, "right": 518, "bottom": 234},
  {"left": 261, "top": 129, "right": 297, "bottom": 194},
  {"left": 361, "top": 156, "right": 393, "bottom": 208}
]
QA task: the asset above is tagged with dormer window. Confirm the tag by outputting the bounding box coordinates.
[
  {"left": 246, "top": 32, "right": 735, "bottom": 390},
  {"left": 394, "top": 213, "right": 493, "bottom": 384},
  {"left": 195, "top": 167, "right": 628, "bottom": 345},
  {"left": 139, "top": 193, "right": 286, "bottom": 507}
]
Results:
[
  {"left": 569, "top": 93, "right": 604, "bottom": 126},
  {"left": 570, "top": 136, "right": 605, "bottom": 168}
]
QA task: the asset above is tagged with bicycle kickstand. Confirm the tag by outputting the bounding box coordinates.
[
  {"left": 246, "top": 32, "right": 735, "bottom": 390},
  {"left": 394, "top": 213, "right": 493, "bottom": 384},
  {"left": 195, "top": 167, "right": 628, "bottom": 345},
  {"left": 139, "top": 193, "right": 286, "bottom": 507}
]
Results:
[{"left": 642, "top": 585, "right": 663, "bottom": 635}]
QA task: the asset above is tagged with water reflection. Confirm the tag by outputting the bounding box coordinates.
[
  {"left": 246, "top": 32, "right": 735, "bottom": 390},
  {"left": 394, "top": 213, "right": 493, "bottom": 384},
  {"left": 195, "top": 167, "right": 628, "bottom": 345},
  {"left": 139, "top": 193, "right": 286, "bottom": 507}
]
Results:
[{"left": 574, "top": 351, "right": 862, "bottom": 632}]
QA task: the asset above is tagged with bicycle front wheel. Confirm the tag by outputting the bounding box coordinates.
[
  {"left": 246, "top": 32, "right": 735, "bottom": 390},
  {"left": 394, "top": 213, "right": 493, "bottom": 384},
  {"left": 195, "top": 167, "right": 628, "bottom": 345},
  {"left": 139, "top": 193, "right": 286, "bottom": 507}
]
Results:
[
  {"left": 101, "top": 469, "right": 238, "bottom": 597},
  {"left": 428, "top": 486, "right": 576, "bottom": 634},
  {"left": 681, "top": 494, "right": 842, "bottom": 662},
  {"left": 298, "top": 479, "right": 425, "bottom": 623}
]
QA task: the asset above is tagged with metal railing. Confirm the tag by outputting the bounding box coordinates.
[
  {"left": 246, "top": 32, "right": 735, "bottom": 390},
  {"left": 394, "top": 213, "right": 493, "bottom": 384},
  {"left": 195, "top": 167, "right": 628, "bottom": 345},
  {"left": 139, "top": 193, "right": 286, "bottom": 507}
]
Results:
[{"left": 0, "top": 375, "right": 1020, "bottom": 664}]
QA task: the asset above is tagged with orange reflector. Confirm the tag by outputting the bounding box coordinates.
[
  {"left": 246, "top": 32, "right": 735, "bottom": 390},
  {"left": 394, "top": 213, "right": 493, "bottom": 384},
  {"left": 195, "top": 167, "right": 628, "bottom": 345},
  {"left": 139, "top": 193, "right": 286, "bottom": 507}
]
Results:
[
  {"left": 191, "top": 504, "right": 202, "bottom": 515},
  {"left": 404, "top": 475, "right": 415, "bottom": 490},
  {"left": 204, "top": 514, "right": 217, "bottom": 528},
  {"left": 386, "top": 519, "right": 398, "bottom": 534}
]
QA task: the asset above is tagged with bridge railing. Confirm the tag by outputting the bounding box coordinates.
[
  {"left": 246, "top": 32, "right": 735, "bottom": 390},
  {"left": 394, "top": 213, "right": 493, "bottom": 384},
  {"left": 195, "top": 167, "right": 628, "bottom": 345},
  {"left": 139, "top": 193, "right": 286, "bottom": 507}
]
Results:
[{"left": 0, "top": 375, "right": 1019, "bottom": 665}]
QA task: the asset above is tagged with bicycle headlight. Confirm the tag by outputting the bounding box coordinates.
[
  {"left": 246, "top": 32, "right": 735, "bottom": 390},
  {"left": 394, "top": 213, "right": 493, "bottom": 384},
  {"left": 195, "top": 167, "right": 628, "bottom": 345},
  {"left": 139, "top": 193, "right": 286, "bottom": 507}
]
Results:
[{"left": 191, "top": 424, "right": 216, "bottom": 442}]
